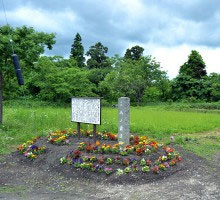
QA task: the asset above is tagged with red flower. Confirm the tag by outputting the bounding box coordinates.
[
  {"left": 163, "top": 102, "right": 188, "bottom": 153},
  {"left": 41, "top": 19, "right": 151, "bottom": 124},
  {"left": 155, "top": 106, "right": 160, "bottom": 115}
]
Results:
[
  {"left": 149, "top": 141, "right": 158, "bottom": 149},
  {"left": 122, "top": 158, "right": 130, "bottom": 166},
  {"left": 136, "top": 147, "right": 144, "bottom": 156},
  {"left": 107, "top": 133, "right": 116, "bottom": 140},
  {"left": 153, "top": 166, "right": 159, "bottom": 174},
  {"left": 134, "top": 136, "right": 139, "bottom": 145},
  {"left": 170, "top": 159, "right": 176, "bottom": 165},
  {"left": 98, "top": 156, "right": 104, "bottom": 164},
  {"left": 85, "top": 145, "right": 93, "bottom": 152},
  {"left": 164, "top": 146, "right": 174, "bottom": 153},
  {"left": 176, "top": 155, "right": 182, "bottom": 162},
  {"left": 72, "top": 150, "right": 81, "bottom": 158},
  {"left": 146, "top": 159, "right": 152, "bottom": 166}
]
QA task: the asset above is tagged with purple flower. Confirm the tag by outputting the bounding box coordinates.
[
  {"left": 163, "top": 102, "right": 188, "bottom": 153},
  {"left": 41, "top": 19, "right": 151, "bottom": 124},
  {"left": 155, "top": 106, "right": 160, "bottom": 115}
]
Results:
[
  {"left": 72, "top": 158, "right": 78, "bottom": 164},
  {"left": 104, "top": 167, "right": 113, "bottom": 174},
  {"left": 31, "top": 145, "right": 38, "bottom": 149},
  {"left": 164, "top": 162, "right": 170, "bottom": 168},
  {"left": 68, "top": 150, "right": 74, "bottom": 155}
]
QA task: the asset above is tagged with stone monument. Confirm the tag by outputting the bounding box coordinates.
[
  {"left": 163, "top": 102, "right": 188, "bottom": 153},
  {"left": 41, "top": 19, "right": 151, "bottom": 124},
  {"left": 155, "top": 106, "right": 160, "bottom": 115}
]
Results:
[{"left": 118, "top": 97, "right": 130, "bottom": 149}]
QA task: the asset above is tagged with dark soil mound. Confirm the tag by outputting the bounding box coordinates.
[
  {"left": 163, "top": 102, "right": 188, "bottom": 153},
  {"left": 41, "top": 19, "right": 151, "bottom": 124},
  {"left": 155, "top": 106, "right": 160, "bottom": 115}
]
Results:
[{"left": 14, "top": 135, "right": 184, "bottom": 185}]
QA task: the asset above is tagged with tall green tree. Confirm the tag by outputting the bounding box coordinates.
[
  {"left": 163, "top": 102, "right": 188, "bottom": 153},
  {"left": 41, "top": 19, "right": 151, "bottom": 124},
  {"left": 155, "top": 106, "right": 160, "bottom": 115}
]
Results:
[
  {"left": 171, "top": 50, "right": 208, "bottom": 101},
  {"left": 86, "top": 42, "right": 110, "bottom": 69},
  {"left": 70, "top": 33, "right": 85, "bottom": 68},
  {"left": 179, "top": 50, "right": 207, "bottom": 79},
  {"left": 124, "top": 45, "right": 144, "bottom": 60}
]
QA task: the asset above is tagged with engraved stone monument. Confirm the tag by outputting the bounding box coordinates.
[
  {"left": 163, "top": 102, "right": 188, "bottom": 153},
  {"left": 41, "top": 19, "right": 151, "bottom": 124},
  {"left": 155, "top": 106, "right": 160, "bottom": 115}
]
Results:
[{"left": 118, "top": 97, "right": 130, "bottom": 149}]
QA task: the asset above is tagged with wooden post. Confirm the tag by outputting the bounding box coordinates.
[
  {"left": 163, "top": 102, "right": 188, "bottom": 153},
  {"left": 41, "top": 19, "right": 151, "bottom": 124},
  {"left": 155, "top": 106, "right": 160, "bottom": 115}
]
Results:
[
  {"left": 77, "top": 122, "right": 80, "bottom": 140},
  {"left": 93, "top": 124, "right": 97, "bottom": 143}
]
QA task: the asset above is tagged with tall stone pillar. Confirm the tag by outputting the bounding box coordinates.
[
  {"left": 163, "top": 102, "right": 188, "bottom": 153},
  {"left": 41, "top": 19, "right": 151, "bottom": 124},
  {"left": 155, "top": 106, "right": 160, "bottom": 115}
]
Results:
[{"left": 118, "top": 97, "right": 130, "bottom": 149}]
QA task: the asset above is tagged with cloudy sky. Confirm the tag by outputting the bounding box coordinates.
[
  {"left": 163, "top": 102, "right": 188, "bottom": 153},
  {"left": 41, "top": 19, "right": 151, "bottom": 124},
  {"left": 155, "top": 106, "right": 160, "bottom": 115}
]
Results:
[{"left": 1, "top": 0, "right": 220, "bottom": 79}]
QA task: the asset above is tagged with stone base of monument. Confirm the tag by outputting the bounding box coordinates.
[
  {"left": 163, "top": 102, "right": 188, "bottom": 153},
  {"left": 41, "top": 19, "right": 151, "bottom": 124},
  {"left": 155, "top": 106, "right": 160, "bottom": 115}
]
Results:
[{"left": 15, "top": 130, "right": 184, "bottom": 185}]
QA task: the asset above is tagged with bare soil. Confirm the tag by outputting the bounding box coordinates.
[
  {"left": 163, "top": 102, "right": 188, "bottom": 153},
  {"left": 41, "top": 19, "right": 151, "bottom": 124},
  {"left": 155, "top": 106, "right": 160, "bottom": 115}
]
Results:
[{"left": 0, "top": 136, "right": 220, "bottom": 200}]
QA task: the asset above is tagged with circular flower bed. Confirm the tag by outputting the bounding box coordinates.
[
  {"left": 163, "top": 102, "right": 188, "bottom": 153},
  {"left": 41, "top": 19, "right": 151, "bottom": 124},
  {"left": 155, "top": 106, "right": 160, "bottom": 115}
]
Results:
[
  {"left": 59, "top": 133, "right": 182, "bottom": 176},
  {"left": 17, "top": 129, "right": 182, "bottom": 181}
]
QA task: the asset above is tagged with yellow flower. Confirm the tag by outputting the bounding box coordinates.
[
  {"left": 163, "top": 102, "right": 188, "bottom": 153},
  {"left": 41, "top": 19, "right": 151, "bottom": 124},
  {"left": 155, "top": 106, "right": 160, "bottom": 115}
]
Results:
[
  {"left": 31, "top": 154, "right": 37, "bottom": 159},
  {"left": 118, "top": 142, "right": 124, "bottom": 145},
  {"left": 139, "top": 142, "right": 143, "bottom": 145}
]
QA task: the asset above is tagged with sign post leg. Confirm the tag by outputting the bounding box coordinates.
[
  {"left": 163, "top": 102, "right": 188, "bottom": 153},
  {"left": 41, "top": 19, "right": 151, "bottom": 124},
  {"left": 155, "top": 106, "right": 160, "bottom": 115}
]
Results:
[
  {"left": 93, "top": 124, "right": 97, "bottom": 143},
  {"left": 77, "top": 122, "right": 80, "bottom": 140}
]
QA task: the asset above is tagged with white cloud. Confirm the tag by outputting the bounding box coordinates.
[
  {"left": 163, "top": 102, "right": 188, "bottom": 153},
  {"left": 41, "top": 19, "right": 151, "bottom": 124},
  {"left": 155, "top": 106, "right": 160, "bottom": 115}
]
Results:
[
  {"left": 145, "top": 44, "right": 220, "bottom": 79},
  {"left": 1, "top": 6, "right": 77, "bottom": 34},
  {"left": 114, "top": 0, "right": 145, "bottom": 16}
]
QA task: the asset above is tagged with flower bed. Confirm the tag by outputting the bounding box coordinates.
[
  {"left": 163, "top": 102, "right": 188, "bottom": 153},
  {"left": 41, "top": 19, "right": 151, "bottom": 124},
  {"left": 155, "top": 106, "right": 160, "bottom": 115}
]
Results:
[
  {"left": 17, "top": 137, "right": 46, "bottom": 160},
  {"left": 57, "top": 130, "right": 182, "bottom": 176},
  {"left": 47, "top": 129, "right": 117, "bottom": 145},
  {"left": 60, "top": 147, "right": 181, "bottom": 175},
  {"left": 17, "top": 129, "right": 182, "bottom": 179}
]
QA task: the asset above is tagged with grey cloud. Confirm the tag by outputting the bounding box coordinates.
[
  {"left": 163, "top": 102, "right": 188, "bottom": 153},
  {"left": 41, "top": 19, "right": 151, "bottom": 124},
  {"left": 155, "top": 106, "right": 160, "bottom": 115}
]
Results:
[{"left": 1, "top": 0, "right": 220, "bottom": 57}]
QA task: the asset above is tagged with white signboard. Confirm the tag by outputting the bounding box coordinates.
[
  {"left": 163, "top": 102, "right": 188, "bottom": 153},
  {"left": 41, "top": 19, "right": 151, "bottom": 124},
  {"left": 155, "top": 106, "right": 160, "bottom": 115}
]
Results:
[{"left": 71, "top": 97, "right": 101, "bottom": 125}]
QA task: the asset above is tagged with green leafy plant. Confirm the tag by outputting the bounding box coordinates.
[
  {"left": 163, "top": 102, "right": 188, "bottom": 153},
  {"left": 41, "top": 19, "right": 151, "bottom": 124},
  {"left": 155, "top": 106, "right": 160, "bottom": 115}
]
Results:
[
  {"left": 140, "top": 158, "right": 146, "bottom": 166},
  {"left": 124, "top": 167, "right": 132, "bottom": 173},
  {"left": 116, "top": 169, "right": 124, "bottom": 176},
  {"left": 106, "top": 157, "right": 113, "bottom": 165},
  {"left": 141, "top": 166, "right": 150, "bottom": 173},
  {"left": 120, "top": 151, "right": 128, "bottom": 156}
]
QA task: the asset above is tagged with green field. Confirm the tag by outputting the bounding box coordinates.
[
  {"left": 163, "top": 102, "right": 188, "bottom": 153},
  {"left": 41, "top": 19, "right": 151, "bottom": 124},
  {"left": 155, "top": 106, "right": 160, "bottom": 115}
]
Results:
[{"left": 1, "top": 102, "right": 220, "bottom": 157}]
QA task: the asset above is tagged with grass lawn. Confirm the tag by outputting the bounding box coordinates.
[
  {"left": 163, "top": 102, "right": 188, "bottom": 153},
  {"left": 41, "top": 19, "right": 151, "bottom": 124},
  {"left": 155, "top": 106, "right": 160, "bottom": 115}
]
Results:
[{"left": 1, "top": 101, "right": 220, "bottom": 157}]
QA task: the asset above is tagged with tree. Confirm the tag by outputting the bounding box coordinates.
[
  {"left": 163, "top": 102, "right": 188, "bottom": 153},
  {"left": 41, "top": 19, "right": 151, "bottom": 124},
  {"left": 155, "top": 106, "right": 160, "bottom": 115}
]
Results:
[
  {"left": 124, "top": 45, "right": 144, "bottom": 60},
  {"left": 86, "top": 42, "right": 110, "bottom": 69},
  {"left": 171, "top": 50, "right": 208, "bottom": 101},
  {"left": 99, "top": 56, "right": 168, "bottom": 105},
  {"left": 171, "top": 75, "right": 208, "bottom": 101},
  {"left": 70, "top": 33, "right": 85, "bottom": 68},
  {"left": 0, "top": 25, "right": 55, "bottom": 123},
  {"left": 179, "top": 50, "right": 207, "bottom": 79},
  {"left": 27, "top": 56, "right": 95, "bottom": 102},
  {"left": 0, "top": 25, "right": 56, "bottom": 94},
  {"left": 207, "top": 73, "right": 220, "bottom": 101}
]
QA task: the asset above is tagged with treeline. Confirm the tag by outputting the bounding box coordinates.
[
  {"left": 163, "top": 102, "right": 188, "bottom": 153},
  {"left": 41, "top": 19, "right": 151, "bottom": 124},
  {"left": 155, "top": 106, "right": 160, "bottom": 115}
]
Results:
[{"left": 0, "top": 25, "right": 220, "bottom": 105}]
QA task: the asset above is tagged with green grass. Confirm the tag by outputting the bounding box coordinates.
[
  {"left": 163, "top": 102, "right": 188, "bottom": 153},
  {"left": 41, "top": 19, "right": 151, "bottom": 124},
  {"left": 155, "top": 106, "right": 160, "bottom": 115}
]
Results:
[
  {"left": 0, "top": 185, "right": 26, "bottom": 194},
  {"left": 1, "top": 101, "right": 220, "bottom": 157}
]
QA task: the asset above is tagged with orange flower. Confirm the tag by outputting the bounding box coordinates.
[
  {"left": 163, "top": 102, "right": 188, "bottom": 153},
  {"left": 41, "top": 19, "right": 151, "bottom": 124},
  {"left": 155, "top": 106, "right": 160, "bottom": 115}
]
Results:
[
  {"left": 17, "top": 145, "right": 24, "bottom": 151},
  {"left": 96, "top": 141, "right": 100, "bottom": 146},
  {"left": 164, "top": 146, "right": 174, "bottom": 153}
]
